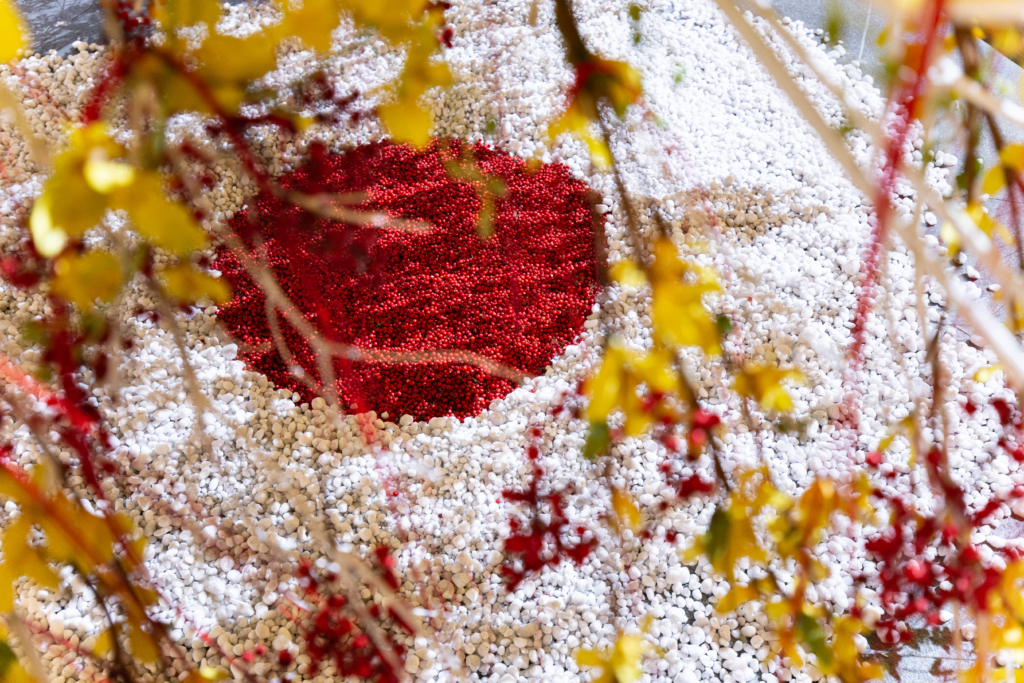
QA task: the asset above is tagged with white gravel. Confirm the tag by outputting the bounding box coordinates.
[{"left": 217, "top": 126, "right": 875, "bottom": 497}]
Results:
[{"left": 0, "top": 1, "right": 1015, "bottom": 682}]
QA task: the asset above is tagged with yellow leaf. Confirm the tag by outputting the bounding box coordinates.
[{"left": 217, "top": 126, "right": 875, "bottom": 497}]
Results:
[
  {"left": 984, "top": 165, "right": 1007, "bottom": 196},
  {"left": 196, "top": 33, "right": 278, "bottom": 82},
  {"left": 92, "top": 629, "right": 115, "bottom": 658},
  {"left": 610, "top": 260, "right": 646, "bottom": 288},
  {"left": 52, "top": 252, "right": 122, "bottom": 310},
  {"left": 974, "top": 364, "right": 1002, "bottom": 383},
  {"left": 30, "top": 124, "right": 128, "bottom": 255},
  {"left": 112, "top": 171, "right": 207, "bottom": 254},
  {"left": 338, "top": 0, "right": 433, "bottom": 43},
  {"left": 576, "top": 630, "right": 653, "bottom": 683},
  {"left": 649, "top": 238, "right": 721, "bottom": 354},
  {"left": 548, "top": 102, "right": 612, "bottom": 169},
  {"left": 29, "top": 193, "right": 69, "bottom": 258},
  {"left": 0, "top": 0, "right": 29, "bottom": 63},
  {"left": 967, "top": 202, "right": 1014, "bottom": 244},
  {"left": 158, "top": 264, "right": 230, "bottom": 304},
  {"left": 733, "top": 364, "right": 802, "bottom": 413},
  {"left": 128, "top": 623, "right": 160, "bottom": 664},
  {"left": 585, "top": 346, "right": 629, "bottom": 422},
  {"left": 84, "top": 157, "right": 135, "bottom": 193},
  {"left": 716, "top": 585, "right": 758, "bottom": 613},
  {"left": 611, "top": 489, "right": 642, "bottom": 534},
  {"left": 379, "top": 101, "right": 433, "bottom": 148},
  {"left": 189, "top": 667, "right": 231, "bottom": 682},
  {"left": 939, "top": 221, "right": 960, "bottom": 255},
  {"left": 152, "top": 0, "right": 221, "bottom": 30},
  {"left": 1002, "top": 144, "right": 1024, "bottom": 169},
  {"left": 378, "top": 26, "right": 450, "bottom": 147},
  {"left": 274, "top": 0, "right": 342, "bottom": 52}
]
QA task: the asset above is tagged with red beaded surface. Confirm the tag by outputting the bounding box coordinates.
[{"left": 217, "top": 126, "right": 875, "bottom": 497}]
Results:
[{"left": 215, "top": 140, "right": 601, "bottom": 420}]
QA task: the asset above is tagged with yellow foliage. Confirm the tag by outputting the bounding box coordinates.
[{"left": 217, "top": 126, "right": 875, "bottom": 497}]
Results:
[
  {"left": 52, "top": 252, "right": 122, "bottom": 310},
  {"left": 733, "top": 364, "right": 802, "bottom": 413},
  {"left": 549, "top": 56, "right": 641, "bottom": 168},
  {"left": 609, "top": 260, "right": 646, "bottom": 289},
  {"left": 30, "top": 122, "right": 207, "bottom": 261},
  {"left": 611, "top": 489, "right": 642, "bottom": 534},
  {"left": 158, "top": 264, "right": 231, "bottom": 304},
  {"left": 379, "top": 22, "right": 451, "bottom": 147},
  {"left": 686, "top": 470, "right": 788, "bottom": 582},
  {"left": 549, "top": 100, "right": 613, "bottom": 168},
  {"left": 193, "top": 33, "right": 279, "bottom": 111},
  {"left": 974, "top": 364, "right": 1002, "bottom": 383},
  {"left": 585, "top": 343, "right": 680, "bottom": 437},
  {"left": 128, "top": 620, "right": 160, "bottom": 664},
  {"left": 189, "top": 667, "right": 231, "bottom": 682},
  {"left": 339, "top": 0, "right": 434, "bottom": 43},
  {"left": 31, "top": 124, "right": 126, "bottom": 256},
  {"left": 648, "top": 238, "right": 721, "bottom": 354},
  {"left": 152, "top": 0, "right": 221, "bottom": 30},
  {"left": 576, "top": 625, "right": 654, "bottom": 683},
  {"left": 967, "top": 202, "right": 1015, "bottom": 245},
  {"left": 113, "top": 171, "right": 208, "bottom": 255},
  {"left": 0, "top": 0, "right": 29, "bottom": 64},
  {"left": 716, "top": 584, "right": 759, "bottom": 613}
]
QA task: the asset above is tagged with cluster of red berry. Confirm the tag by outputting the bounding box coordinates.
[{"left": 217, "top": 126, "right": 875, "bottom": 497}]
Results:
[{"left": 216, "top": 140, "right": 601, "bottom": 420}]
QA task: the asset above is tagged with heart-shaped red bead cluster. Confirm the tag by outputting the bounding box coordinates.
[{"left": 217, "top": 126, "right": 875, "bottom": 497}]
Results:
[{"left": 215, "top": 140, "right": 601, "bottom": 420}]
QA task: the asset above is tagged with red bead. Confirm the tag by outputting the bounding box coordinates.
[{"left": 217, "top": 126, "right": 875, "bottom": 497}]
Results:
[{"left": 215, "top": 139, "right": 601, "bottom": 420}]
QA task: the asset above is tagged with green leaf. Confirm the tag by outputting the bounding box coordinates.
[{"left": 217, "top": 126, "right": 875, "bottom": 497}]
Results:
[
  {"left": 704, "top": 507, "right": 730, "bottom": 568},
  {"left": 0, "top": 639, "right": 16, "bottom": 677},
  {"left": 583, "top": 421, "right": 610, "bottom": 460},
  {"left": 796, "top": 612, "right": 832, "bottom": 668}
]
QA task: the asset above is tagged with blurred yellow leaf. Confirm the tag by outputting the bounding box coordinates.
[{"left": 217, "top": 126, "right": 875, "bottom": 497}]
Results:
[
  {"left": 585, "top": 344, "right": 679, "bottom": 437},
  {"left": 939, "top": 221, "right": 960, "bottom": 255},
  {"left": 196, "top": 33, "right": 278, "bottom": 83},
  {"left": 649, "top": 238, "right": 721, "bottom": 354},
  {"left": 274, "top": 0, "right": 342, "bottom": 52},
  {"left": 92, "top": 629, "right": 115, "bottom": 658},
  {"left": 29, "top": 193, "right": 69, "bottom": 258},
  {"left": 380, "top": 102, "right": 433, "bottom": 147},
  {"left": 189, "top": 667, "right": 231, "bottom": 682},
  {"left": 576, "top": 629, "right": 653, "bottom": 683},
  {"left": 0, "top": 517, "right": 60, "bottom": 611},
  {"left": 609, "top": 260, "right": 646, "bottom": 288},
  {"left": 549, "top": 102, "right": 612, "bottom": 168},
  {"left": 379, "top": 24, "right": 450, "bottom": 147},
  {"left": 1001, "top": 143, "right": 1024, "bottom": 169},
  {"left": 974, "top": 364, "right": 1002, "bottom": 383},
  {"left": 128, "top": 622, "right": 160, "bottom": 664},
  {"left": 158, "top": 264, "right": 230, "bottom": 304},
  {"left": 113, "top": 171, "right": 207, "bottom": 254},
  {"left": 339, "top": 0, "right": 433, "bottom": 43},
  {"left": 984, "top": 164, "right": 1006, "bottom": 195},
  {"left": 84, "top": 157, "right": 135, "bottom": 193},
  {"left": 967, "top": 202, "right": 1015, "bottom": 244},
  {"left": 30, "top": 124, "right": 128, "bottom": 255},
  {"left": 548, "top": 56, "right": 641, "bottom": 168},
  {"left": 52, "top": 252, "right": 122, "bottom": 310},
  {"left": 717, "top": 585, "right": 758, "bottom": 613},
  {"left": 733, "top": 364, "right": 802, "bottom": 413},
  {"left": 0, "top": 0, "right": 29, "bottom": 63},
  {"left": 152, "top": 0, "right": 221, "bottom": 30},
  {"left": 611, "top": 489, "right": 641, "bottom": 534}
]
